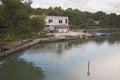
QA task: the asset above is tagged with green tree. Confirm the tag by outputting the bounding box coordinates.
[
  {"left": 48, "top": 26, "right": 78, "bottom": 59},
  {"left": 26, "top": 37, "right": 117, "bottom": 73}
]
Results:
[
  {"left": 1, "top": 0, "right": 31, "bottom": 39},
  {"left": 80, "top": 23, "right": 89, "bottom": 29},
  {"left": 30, "top": 16, "right": 45, "bottom": 34},
  {"left": 116, "top": 15, "right": 120, "bottom": 27},
  {"left": 99, "top": 14, "right": 109, "bottom": 27},
  {"left": 54, "top": 7, "right": 63, "bottom": 16},
  {"left": 108, "top": 13, "right": 117, "bottom": 27},
  {"left": 87, "top": 19, "right": 94, "bottom": 26},
  {"left": 93, "top": 11, "right": 106, "bottom": 21}
]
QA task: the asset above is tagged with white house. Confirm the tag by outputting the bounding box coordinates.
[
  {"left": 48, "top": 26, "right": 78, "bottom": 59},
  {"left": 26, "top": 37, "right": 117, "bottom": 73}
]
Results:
[
  {"left": 45, "top": 16, "right": 69, "bottom": 33},
  {"left": 30, "top": 15, "right": 69, "bottom": 33}
]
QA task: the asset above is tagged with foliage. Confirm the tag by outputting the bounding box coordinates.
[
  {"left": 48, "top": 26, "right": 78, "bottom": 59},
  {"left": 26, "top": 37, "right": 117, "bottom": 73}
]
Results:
[
  {"left": 30, "top": 16, "right": 45, "bottom": 33},
  {"left": 0, "top": 0, "right": 120, "bottom": 41},
  {"left": 0, "top": 0, "right": 46, "bottom": 41},
  {"left": 0, "top": 0, "right": 30, "bottom": 39},
  {"left": 79, "top": 23, "right": 89, "bottom": 29},
  {"left": 32, "top": 7, "right": 120, "bottom": 29}
]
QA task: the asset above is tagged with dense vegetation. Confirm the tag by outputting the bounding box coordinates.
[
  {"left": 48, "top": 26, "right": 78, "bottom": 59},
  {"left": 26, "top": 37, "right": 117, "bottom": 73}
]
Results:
[
  {"left": 32, "top": 7, "right": 120, "bottom": 29},
  {"left": 0, "top": 0, "right": 45, "bottom": 41},
  {"left": 0, "top": 0, "right": 120, "bottom": 41}
]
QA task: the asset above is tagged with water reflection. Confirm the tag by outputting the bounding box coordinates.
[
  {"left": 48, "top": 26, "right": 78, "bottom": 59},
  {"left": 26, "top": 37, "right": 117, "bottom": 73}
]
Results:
[
  {"left": 0, "top": 60, "right": 5, "bottom": 65},
  {"left": 0, "top": 34, "right": 120, "bottom": 80},
  {"left": 28, "top": 34, "right": 120, "bottom": 55},
  {"left": 0, "top": 55, "right": 45, "bottom": 80}
]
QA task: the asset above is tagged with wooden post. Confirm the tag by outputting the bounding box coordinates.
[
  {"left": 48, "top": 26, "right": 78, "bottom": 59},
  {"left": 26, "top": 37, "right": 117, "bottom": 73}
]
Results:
[{"left": 87, "top": 60, "right": 90, "bottom": 76}]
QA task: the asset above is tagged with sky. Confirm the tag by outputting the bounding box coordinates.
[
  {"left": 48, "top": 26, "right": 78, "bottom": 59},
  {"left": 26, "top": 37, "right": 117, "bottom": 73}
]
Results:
[{"left": 30, "top": 0, "right": 120, "bottom": 14}]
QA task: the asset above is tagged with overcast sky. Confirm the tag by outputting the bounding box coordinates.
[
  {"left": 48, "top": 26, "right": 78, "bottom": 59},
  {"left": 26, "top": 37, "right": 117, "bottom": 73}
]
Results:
[{"left": 30, "top": 0, "right": 120, "bottom": 14}]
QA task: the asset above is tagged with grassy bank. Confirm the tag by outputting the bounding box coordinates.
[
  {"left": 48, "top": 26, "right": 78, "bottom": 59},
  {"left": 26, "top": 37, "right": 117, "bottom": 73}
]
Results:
[{"left": 0, "top": 32, "right": 54, "bottom": 47}]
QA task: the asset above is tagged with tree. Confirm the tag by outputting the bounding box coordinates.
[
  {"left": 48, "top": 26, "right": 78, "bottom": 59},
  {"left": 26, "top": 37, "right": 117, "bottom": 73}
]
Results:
[
  {"left": 80, "top": 23, "right": 89, "bottom": 29},
  {"left": 116, "top": 15, "right": 120, "bottom": 27},
  {"left": 0, "top": 0, "right": 32, "bottom": 40},
  {"left": 47, "top": 7, "right": 54, "bottom": 16},
  {"left": 30, "top": 16, "right": 45, "bottom": 34},
  {"left": 99, "top": 14, "right": 109, "bottom": 27},
  {"left": 54, "top": 7, "right": 63, "bottom": 16},
  {"left": 93, "top": 11, "right": 106, "bottom": 21},
  {"left": 1, "top": 0, "right": 30, "bottom": 28},
  {"left": 87, "top": 19, "right": 94, "bottom": 26},
  {"left": 108, "top": 13, "right": 117, "bottom": 27}
]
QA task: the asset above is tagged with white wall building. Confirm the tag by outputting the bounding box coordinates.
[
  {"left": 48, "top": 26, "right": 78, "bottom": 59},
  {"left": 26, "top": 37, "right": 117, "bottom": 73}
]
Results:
[
  {"left": 45, "top": 16, "right": 69, "bottom": 33},
  {"left": 30, "top": 15, "right": 69, "bottom": 33}
]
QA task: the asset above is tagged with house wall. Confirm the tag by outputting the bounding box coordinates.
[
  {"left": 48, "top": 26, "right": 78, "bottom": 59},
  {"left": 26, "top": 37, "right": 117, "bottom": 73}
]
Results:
[
  {"left": 45, "top": 16, "right": 69, "bottom": 26},
  {"left": 49, "top": 25, "right": 69, "bottom": 33},
  {"left": 45, "top": 16, "right": 69, "bottom": 33},
  {"left": 30, "top": 15, "right": 69, "bottom": 33}
]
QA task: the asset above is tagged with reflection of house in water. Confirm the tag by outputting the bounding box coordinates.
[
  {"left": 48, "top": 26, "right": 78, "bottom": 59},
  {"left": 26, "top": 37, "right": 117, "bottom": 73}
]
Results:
[
  {"left": 46, "top": 42, "right": 69, "bottom": 54},
  {"left": 43, "top": 42, "right": 70, "bottom": 62},
  {"left": 25, "top": 41, "right": 89, "bottom": 63},
  {"left": 21, "top": 42, "right": 72, "bottom": 65},
  {"left": 27, "top": 42, "right": 69, "bottom": 54},
  {"left": 56, "top": 42, "right": 71, "bottom": 54},
  {"left": 28, "top": 40, "right": 89, "bottom": 54}
]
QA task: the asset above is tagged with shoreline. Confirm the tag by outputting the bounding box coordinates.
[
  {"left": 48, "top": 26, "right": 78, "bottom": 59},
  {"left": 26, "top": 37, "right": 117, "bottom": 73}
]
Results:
[
  {"left": 0, "top": 31, "right": 116, "bottom": 59},
  {"left": 0, "top": 35, "right": 90, "bottom": 59}
]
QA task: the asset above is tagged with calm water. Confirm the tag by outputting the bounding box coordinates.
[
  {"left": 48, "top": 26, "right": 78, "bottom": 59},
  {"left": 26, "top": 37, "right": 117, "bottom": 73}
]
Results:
[{"left": 0, "top": 35, "right": 120, "bottom": 80}]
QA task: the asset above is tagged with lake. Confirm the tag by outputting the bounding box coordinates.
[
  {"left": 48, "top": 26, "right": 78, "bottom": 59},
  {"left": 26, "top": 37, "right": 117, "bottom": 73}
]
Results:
[{"left": 0, "top": 34, "right": 120, "bottom": 80}]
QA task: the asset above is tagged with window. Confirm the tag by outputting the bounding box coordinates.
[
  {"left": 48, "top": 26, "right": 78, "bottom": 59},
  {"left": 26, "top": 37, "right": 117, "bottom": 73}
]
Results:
[
  {"left": 49, "top": 20, "right": 53, "bottom": 23},
  {"left": 59, "top": 20, "right": 62, "bottom": 23},
  {"left": 46, "top": 25, "right": 49, "bottom": 27},
  {"left": 65, "top": 19, "right": 68, "bottom": 24}
]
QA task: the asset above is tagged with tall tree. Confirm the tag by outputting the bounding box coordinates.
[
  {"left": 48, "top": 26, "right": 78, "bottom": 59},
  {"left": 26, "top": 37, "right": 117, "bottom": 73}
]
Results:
[
  {"left": 1, "top": 0, "right": 30, "bottom": 28},
  {"left": 93, "top": 11, "right": 106, "bottom": 21},
  {"left": 0, "top": 0, "right": 31, "bottom": 39},
  {"left": 108, "top": 13, "right": 117, "bottom": 27},
  {"left": 30, "top": 16, "right": 45, "bottom": 34}
]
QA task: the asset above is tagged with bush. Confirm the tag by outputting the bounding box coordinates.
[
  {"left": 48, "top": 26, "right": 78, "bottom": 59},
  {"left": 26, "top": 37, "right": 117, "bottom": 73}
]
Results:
[{"left": 80, "top": 23, "right": 89, "bottom": 29}]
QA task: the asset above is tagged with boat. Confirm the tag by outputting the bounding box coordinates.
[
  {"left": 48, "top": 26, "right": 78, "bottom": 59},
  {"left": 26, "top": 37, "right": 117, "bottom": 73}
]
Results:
[{"left": 93, "top": 33, "right": 101, "bottom": 38}]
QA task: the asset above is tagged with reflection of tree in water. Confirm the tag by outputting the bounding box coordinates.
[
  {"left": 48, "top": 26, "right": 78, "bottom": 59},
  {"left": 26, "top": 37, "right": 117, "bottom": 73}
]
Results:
[
  {"left": 24, "top": 34, "right": 120, "bottom": 55},
  {"left": 94, "top": 37, "right": 106, "bottom": 45},
  {"left": 92, "top": 34, "right": 120, "bottom": 45},
  {"left": 30, "top": 44, "right": 47, "bottom": 51},
  {"left": 107, "top": 34, "right": 120, "bottom": 44},
  {"left": 67, "top": 39, "right": 89, "bottom": 48},
  {"left": 0, "top": 57, "right": 45, "bottom": 80}
]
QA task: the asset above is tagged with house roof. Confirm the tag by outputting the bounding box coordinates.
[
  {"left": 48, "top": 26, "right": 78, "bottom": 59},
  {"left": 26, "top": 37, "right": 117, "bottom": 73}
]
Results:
[
  {"left": 30, "top": 15, "right": 68, "bottom": 19},
  {"left": 46, "top": 16, "right": 68, "bottom": 19}
]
